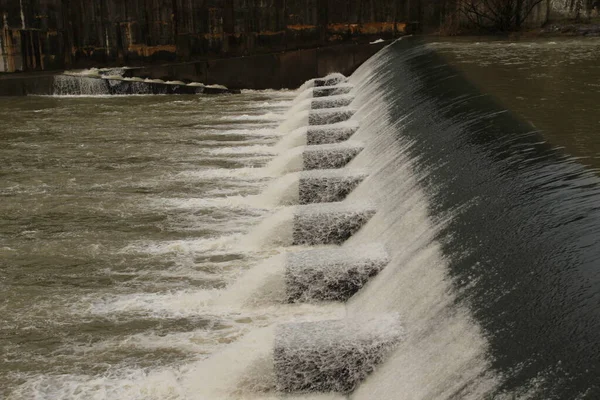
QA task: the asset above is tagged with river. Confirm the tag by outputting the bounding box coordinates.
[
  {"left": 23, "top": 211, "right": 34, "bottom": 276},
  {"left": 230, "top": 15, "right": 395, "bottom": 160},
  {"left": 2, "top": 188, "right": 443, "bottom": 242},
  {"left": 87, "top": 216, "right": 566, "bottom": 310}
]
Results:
[{"left": 1, "top": 37, "right": 600, "bottom": 399}]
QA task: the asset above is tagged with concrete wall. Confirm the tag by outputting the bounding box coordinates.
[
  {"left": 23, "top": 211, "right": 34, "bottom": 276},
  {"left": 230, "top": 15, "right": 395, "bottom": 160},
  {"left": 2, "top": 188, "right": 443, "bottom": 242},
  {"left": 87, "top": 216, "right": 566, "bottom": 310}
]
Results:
[
  {"left": 0, "top": 0, "right": 418, "bottom": 73},
  {"left": 0, "top": 71, "right": 56, "bottom": 95}
]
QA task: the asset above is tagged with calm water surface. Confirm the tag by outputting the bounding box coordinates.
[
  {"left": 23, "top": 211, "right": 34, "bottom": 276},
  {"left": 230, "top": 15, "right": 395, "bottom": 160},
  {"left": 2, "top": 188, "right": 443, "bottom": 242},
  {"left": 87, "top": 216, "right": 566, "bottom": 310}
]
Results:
[{"left": 432, "top": 37, "right": 600, "bottom": 168}]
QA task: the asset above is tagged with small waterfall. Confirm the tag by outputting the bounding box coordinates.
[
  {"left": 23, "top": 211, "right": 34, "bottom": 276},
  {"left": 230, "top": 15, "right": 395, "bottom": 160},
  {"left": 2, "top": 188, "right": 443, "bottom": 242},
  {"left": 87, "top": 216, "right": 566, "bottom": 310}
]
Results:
[
  {"left": 277, "top": 110, "right": 310, "bottom": 133},
  {"left": 53, "top": 75, "right": 111, "bottom": 96},
  {"left": 290, "top": 89, "right": 314, "bottom": 106},
  {"left": 53, "top": 70, "right": 235, "bottom": 96},
  {"left": 284, "top": 98, "right": 313, "bottom": 117},
  {"left": 266, "top": 147, "right": 305, "bottom": 175},
  {"left": 214, "top": 254, "right": 288, "bottom": 307},
  {"left": 274, "top": 127, "right": 309, "bottom": 150},
  {"left": 106, "top": 79, "right": 154, "bottom": 95},
  {"left": 267, "top": 142, "right": 363, "bottom": 175},
  {"left": 192, "top": 38, "right": 503, "bottom": 399}
]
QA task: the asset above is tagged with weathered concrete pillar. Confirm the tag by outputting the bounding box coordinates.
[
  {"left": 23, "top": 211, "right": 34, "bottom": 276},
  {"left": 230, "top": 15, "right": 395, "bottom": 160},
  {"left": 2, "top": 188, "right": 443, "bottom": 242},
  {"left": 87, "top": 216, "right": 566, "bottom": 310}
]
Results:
[
  {"left": 303, "top": 142, "right": 363, "bottom": 170},
  {"left": 299, "top": 170, "right": 367, "bottom": 204},
  {"left": 293, "top": 203, "right": 376, "bottom": 245},
  {"left": 307, "top": 124, "right": 359, "bottom": 145},
  {"left": 285, "top": 244, "right": 390, "bottom": 302},
  {"left": 274, "top": 315, "right": 403, "bottom": 393}
]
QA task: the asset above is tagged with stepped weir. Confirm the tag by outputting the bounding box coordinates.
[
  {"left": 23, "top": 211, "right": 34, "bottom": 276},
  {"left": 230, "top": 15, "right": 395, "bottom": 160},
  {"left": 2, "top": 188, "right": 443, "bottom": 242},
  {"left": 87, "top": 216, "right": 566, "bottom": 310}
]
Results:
[
  {"left": 202, "top": 67, "right": 406, "bottom": 398},
  {"left": 5, "top": 38, "right": 600, "bottom": 399},
  {"left": 186, "top": 38, "right": 600, "bottom": 399}
]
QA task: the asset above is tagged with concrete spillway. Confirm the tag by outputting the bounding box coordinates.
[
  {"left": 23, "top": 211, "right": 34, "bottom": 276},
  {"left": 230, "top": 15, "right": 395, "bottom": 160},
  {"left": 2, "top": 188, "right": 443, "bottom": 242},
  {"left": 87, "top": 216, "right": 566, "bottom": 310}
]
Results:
[{"left": 12, "top": 38, "right": 600, "bottom": 400}]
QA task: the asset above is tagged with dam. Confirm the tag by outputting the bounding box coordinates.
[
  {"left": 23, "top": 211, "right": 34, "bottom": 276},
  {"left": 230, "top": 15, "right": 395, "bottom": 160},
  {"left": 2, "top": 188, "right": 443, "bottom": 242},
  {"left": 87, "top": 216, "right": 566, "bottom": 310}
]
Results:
[{"left": 2, "top": 37, "right": 600, "bottom": 399}]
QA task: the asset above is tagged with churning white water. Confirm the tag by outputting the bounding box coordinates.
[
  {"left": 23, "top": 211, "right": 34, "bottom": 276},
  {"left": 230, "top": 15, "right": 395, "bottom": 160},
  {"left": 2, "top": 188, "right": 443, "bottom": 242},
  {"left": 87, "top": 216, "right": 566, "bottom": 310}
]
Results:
[{"left": 4, "top": 45, "right": 499, "bottom": 400}]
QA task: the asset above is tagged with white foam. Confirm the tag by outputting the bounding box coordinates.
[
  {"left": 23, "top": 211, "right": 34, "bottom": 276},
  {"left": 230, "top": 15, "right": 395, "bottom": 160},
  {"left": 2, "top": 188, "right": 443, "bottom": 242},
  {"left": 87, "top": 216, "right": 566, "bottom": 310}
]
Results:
[
  {"left": 123, "top": 77, "right": 144, "bottom": 82},
  {"left": 7, "top": 369, "right": 187, "bottom": 400},
  {"left": 256, "top": 173, "right": 301, "bottom": 206},
  {"left": 240, "top": 208, "right": 295, "bottom": 249},
  {"left": 284, "top": 97, "right": 313, "bottom": 117},
  {"left": 102, "top": 74, "right": 124, "bottom": 80},
  {"left": 265, "top": 147, "right": 305, "bottom": 176},
  {"left": 183, "top": 326, "right": 277, "bottom": 397},
  {"left": 63, "top": 68, "right": 101, "bottom": 77},
  {"left": 206, "top": 84, "right": 228, "bottom": 89},
  {"left": 221, "top": 113, "right": 285, "bottom": 122},
  {"left": 208, "top": 145, "right": 276, "bottom": 156},
  {"left": 214, "top": 255, "right": 287, "bottom": 307},
  {"left": 174, "top": 167, "right": 270, "bottom": 181},
  {"left": 120, "top": 235, "right": 241, "bottom": 256},
  {"left": 147, "top": 196, "right": 254, "bottom": 210},
  {"left": 337, "top": 61, "right": 497, "bottom": 397},
  {"left": 290, "top": 89, "right": 314, "bottom": 106},
  {"left": 274, "top": 127, "right": 308, "bottom": 150},
  {"left": 295, "top": 79, "right": 316, "bottom": 93},
  {"left": 82, "top": 328, "right": 246, "bottom": 356},
  {"left": 208, "top": 127, "right": 280, "bottom": 137}
]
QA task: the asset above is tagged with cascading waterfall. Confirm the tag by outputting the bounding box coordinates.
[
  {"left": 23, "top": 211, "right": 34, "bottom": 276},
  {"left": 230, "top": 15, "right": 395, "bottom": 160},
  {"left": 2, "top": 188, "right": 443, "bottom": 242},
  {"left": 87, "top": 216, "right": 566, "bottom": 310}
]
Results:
[
  {"left": 8, "top": 39, "right": 600, "bottom": 400},
  {"left": 53, "top": 74, "right": 111, "bottom": 96},
  {"left": 181, "top": 38, "right": 600, "bottom": 399},
  {"left": 53, "top": 68, "right": 236, "bottom": 96}
]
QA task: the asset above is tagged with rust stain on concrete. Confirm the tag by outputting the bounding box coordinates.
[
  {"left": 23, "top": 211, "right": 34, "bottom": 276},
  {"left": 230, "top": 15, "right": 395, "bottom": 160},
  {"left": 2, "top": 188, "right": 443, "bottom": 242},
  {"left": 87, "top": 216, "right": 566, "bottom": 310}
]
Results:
[
  {"left": 127, "top": 44, "right": 177, "bottom": 57},
  {"left": 1, "top": 28, "right": 22, "bottom": 72},
  {"left": 287, "top": 24, "right": 318, "bottom": 31}
]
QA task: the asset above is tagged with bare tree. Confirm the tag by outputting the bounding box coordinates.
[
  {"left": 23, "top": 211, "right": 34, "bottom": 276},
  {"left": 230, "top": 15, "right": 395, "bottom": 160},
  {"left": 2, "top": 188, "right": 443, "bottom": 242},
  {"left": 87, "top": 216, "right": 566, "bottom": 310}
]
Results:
[{"left": 458, "top": 0, "right": 547, "bottom": 31}]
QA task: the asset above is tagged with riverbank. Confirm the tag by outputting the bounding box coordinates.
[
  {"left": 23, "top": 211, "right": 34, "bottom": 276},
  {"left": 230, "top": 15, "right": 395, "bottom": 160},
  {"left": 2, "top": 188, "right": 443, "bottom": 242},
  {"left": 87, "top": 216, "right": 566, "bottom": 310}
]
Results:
[
  {"left": 538, "top": 18, "right": 600, "bottom": 35},
  {"left": 434, "top": 18, "right": 600, "bottom": 38}
]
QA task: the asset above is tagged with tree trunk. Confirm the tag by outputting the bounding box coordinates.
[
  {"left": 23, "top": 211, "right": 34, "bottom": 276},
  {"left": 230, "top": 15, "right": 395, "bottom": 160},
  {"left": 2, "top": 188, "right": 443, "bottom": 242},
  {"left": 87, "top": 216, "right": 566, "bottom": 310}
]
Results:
[{"left": 516, "top": 0, "right": 524, "bottom": 28}]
